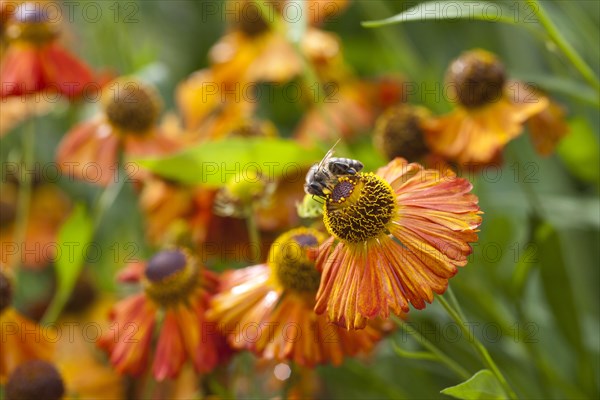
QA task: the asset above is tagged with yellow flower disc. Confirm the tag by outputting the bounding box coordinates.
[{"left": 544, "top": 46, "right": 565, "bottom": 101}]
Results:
[
  {"left": 269, "top": 227, "right": 326, "bottom": 293},
  {"left": 324, "top": 173, "right": 397, "bottom": 243}
]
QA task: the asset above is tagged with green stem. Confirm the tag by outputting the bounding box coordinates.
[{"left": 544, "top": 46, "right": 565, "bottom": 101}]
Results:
[
  {"left": 394, "top": 318, "right": 471, "bottom": 380},
  {"left": 10, "top": 118, "right": 36, "bottom": 271},
  {"left": 526, "top": 0, "right": 600, "bottom": 91},
  {"left": 437, "top": 295, "right": 518, "bottom": 400}
]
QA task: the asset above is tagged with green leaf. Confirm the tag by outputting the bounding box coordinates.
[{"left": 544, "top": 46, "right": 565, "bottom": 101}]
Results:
[
  {"left": 441, "top": 370, "right": 506, "bottom": 400},
  {"left": 136, "top": 137, "right": 322, "bottom": 186},
  {"left": 536, "top": 222, "right": 584, "bottom": 355},
  {"left": 557, "top": 118, "right": 600, "bottom": 184},
  {"left": 362, "top": 1, "right": 518, "bottom": 28},
  {"left": 42, "top": 203, "right": 93, "bottom": 324}
]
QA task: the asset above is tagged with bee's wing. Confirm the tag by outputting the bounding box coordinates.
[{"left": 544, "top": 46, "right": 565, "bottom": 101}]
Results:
[{"left": 317, "top": 139, "right": 341, "bottom": 169}]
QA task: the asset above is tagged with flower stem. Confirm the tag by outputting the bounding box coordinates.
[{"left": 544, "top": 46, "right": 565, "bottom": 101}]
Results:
[
  {"left": 10, "top": 117, "right": 36, "bottom": 271},
  {"left": 437, "top": 294, "right": 518, "bottom": 399},
  {"left": 394, "top": 318, "right": 471, "bottom": 380},
  {"left": 526, "top": 0, "right": 600, "bottom": 91}
]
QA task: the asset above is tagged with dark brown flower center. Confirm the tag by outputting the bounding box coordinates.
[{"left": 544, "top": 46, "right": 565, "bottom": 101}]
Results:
[
  {"left": 103, "top": 78, "right": 161, "bottom": 134},
  {"left": 270, "top": 228, "right": 325, "bottom": 293},
  {"left": 235, "top": 2, "right": 269, "bottom": 36},
  {"left": 324, "top": 173, "right": 397, "bottom": 243},
  {"left": 5, "top": 360, "right": 65, "bottom": 400},
  {"left": 144, "top": 249, "right": 199, "bottom": 307},
  {"left": 374, "top": 105, "right": 430, "bottom": 162},
  {"left": 446, "top": 49, "right": 506, "bottom": 109}
]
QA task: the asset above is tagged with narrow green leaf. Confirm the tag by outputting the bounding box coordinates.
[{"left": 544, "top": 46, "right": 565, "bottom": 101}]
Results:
[
  {"left": 42, "top": 203, "right": 93, "bottom": 324},
  {"left": 536, "top": 223, "right": 584, "bottom": 355},
  {"left": 362, "top": 1, "right": 518, "bottom": 28},
  {"left": 441, "top": 370, "right": 506, "bottom": 400},
  {"left": 136, "top": 137, "right": 323, "bottom": 186},
  {"left": 55, "top": 203, "right": 93, "bottom": 306},
  {"left": 536, "top": 221, "right": 595, "bottom": 393}
]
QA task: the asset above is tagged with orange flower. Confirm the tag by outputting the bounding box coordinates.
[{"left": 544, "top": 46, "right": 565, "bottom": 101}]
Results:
[
  {"left": 97, "top": 249, "right": 227, "bottom": 381},
  {"left": 176, "top": 68, "right": 256, "bottom": 135},
  {"left": 423, "top": 49, "right": 548, "bottom": 165},
  {"left": 313, "top": 158, "right": 482, "bottom": 329},
  {"left": 0, "top": 181, "right": 70, "bottom": 270},
  {"left": 0, "top": 3, "right": 94, "bottom": 99},
  {"left": 0, "top": 270, "right": 55, "bottom": 383},
  {"left": 56, "top": 77, "right": 180, "bottom": 186},
  {"left": 208, "top": 227, "right": 386, "bottom": 367}
]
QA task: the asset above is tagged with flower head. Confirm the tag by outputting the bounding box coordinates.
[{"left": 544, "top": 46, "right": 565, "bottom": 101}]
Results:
[
  {"left": 56, "top": 77, "right": 179, "bottom": 186},
  {"left": 313, "top": 158, "right": 481, "bottom": 329},
  {"left": 0, "top": 2, "right": 94, "bottom": 99},
  {"left": 209, "top": 227, "right": 386, "bottom": 367},
  {"left": 374, "top": 104, "right": 432, "bottom": 162},
  {"left": 4, "top": 360, "right": 64, "bottom": 400},
  {"left": 423, "top": 49, "right": 548, "bottom": 165},
  {"left": 97, "top": 249, "right": 226, "bottom": 381}
]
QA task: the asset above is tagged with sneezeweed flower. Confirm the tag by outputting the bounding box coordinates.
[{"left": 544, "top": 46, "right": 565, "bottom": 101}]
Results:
[
  {"left": 0, "top": 270, "right": 55, "bottom": 383},
  {"left": 208, "top": 227, "right": 386, "bottom": 367},
  {"left": 56, "top": 77, "right": 180, "bottom": 186},
  {"left": 176, "top": 68, "right": 257, "bottom": 135},
  {"left": 0, "top": 3, "right": 94, "bottom": 99},
  {"left": 374, "top": 104, "right": 432, "bottom": 162},
  {"left": 4, "top": 360, "right": 64, "bottom": 400},
  {"left": 97, "top": 249, "right": 227, "bottom": 381},
  {"left": 0, "top": 180, "right": 70, "bottom": 269},
  {"left": 423, "top": 49, "right": 548, "bottom": 165},
  {"left": 373, "top": 104, "right": 453, "bottom": 173},
  {"left": 509, "top": 80, "right": 569, "bottom": 156},
  {"left": 313, "top": 158, "right": 482, "bottom": 329}
]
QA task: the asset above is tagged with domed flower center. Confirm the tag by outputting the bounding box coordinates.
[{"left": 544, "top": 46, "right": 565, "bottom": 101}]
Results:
[
  {"left": 103, "top": 78, "right": 162, "bottom": 134},
  {"left": 0, "top": 271, "right": 12, "bottom": 314},
  {"left": 5, "top": 360, "right": 65, "bottom": 400},
  {"left": 5, "top": 5, "right": 59, "bottom": 44},
  {"left": 143, "top": 249, "right": 199, "bottom": 307},
  {"left": 446, "top": 49, "right": 506, "bottom": 109},
  {"left": 235, "top": 2, "right": 269, "bottom": 36},
  {"left": 375, "top": 105, "right": 430, "bottom": 162},
  {"left": 269, "top": 228, "right": 326, "bottom": 293},
  {"left": 324, "top": 173, "right": 397, "bottom": 243}
]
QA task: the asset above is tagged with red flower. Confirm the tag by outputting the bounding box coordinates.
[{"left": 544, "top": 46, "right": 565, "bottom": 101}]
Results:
[
  {"left": 0, "top": 4, "right": 94, "bottom": 99},
  {"left": 97, "top": 250, "right": 229, "bottom": 381}
]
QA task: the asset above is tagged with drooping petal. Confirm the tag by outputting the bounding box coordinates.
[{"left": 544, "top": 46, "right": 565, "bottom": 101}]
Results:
[
  {"left": 423, "top": 96, "right": 547, "bottom": 164},
  {"left": 97, "top": 294, "right": 156, "bottom": 377},
  {"left": 39, "top": 42, "right": 94, "bottom": 98},
  {"left": 56, "top": 119, "right": 120, "bottom": 187},
  {"left": 153, "top": 311, "right": 186, "bottom": 381}
]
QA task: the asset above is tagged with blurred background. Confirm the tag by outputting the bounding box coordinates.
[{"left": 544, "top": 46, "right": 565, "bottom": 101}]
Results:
[{"left": 1, "top": 1, "right": 598, "bottom": 399}]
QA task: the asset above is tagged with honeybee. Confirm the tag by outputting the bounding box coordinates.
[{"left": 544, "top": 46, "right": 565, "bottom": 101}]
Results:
[{"left": 304, "top": 141, "right": 364, "bottom": 199}]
